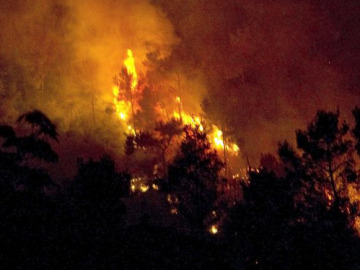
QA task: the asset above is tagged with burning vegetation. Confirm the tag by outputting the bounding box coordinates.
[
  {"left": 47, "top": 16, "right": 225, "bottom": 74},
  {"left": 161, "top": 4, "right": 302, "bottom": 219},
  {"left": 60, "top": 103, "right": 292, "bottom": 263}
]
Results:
[{"left": 1, "top": 0, "right": 360, "bottom": 269}]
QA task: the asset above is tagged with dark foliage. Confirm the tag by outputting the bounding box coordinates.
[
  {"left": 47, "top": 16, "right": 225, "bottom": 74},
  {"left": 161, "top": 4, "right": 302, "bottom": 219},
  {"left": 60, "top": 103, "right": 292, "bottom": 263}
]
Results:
[
  {"left": 17, "top": 110, "right": 59, "bottom": 142},
  {"left": 353, "top": 106, "right": 360, "bottom": 156},
  {"left": 125, "top": 118, "right": 182, "bottom": 178},
  {"left": 68, "top": 155, "right": 130, "bottom": 237},
  {"left": 224, "top": 109, "right": 360, "bottom": 269},
  {"left": 1, "top": 109, "right": 360, "bottom": 269},
  {"left": 225, "top": 169, "right": 360, "bottom": 269},
  {"left": 168, "top": 125, "right": 224, "bottom": 232}
]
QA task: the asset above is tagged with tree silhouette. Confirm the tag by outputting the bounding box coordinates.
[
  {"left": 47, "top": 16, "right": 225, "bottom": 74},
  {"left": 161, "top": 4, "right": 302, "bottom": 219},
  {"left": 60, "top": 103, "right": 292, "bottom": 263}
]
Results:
[
  {"left": 154, "top": 119, "right": 183, "bottom": 176},
  {"left": 224, "top": 169, "right": 297, "bottom": 269},
  {"left": 224, "top": 109, "right": 360, "bottom": 269},
  {"left": 225, "top": 167, "right": 360, "bottom": 270},
  {"left": 294, "top": 110, "right": 357, "bottom": 214},
  {"left": 69, "top": 155, "right": 129, "bottom": 238},
  {"left": 353, "top": 106, "right": 360, "bottom": 157},
  {"left": 17, "top": 109, "right": 59, "bottom": 142},
  {"left": 134, "top": 86, "right": 160, "bottom": 130},
  {"left": 167, "top": 125, "right": 224, "bottom": 233},
  {"left": 202, "top": 97, "right": 238, "bottom": 177},
  {"left": 0, "top": 110, "right": 58, "bottom": 192},
  {"left": 124, "top": 118, "right": 182, "bottom": 178}
]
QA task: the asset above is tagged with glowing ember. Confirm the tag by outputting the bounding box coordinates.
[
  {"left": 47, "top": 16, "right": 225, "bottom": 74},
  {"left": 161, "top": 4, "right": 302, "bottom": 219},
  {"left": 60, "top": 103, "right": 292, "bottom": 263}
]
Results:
[
  {"left": 130, "top": 177, "right": 150, "bottom": 193},
  {"left": 209, "top": 225, "right": 218, "bottom": 234},
  {"left": 170, "top": 208, "right": 178, "bottom": 215},
  {"left": 140, "top": 184, "right": 149, "bottom": 193}
]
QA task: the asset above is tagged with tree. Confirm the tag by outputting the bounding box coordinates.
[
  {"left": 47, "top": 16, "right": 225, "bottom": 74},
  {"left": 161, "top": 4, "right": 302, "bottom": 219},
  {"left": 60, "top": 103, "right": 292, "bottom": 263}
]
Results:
[
  {"left": 224, "top": 169, "right": 297, "bottom": 269},
  {"left": 167, "top": 125, "right": 224, "bottom": 233},
  {"left": 224, "top": 109, "right": 360, "bottom": 269},
  {"left": 154, "top": 119, "right": 183, "bottom": 176},
  {"left": 353, "top": 106, "right": 360, "bottom": 157},
  {"left": 134, "top": 86, "right": 160, "bottom": 130},
  {"left": 124, "top": 118, "right": 182, "bottom": 178},
  {"left": 202, "top": 97, "right": 238, "bottom": 177},
  {"left": 113, "top": 67, "right": 144, "bottom": 134},
  {"left": 0, "top": 110, "right": 58, "bottom": 192},
  {"left": 69, "top": 155, "right": 129, "bottom": 237},
  {"left": 294, "top": 110, "right": 356, "bottom": 213},
  {"left": 225, "top": 167, "right": 360, "bottom": 270}
]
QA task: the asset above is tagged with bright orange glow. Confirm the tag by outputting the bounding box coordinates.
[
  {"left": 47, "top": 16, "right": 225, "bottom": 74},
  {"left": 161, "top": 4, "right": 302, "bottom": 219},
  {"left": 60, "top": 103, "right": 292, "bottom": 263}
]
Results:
[
  {"left": 124, "top": 49, "right": 138, "bottom": 90},
  {"left": 112, "top": 49, "right": 138, "bottom": 135},
  {"left": 173, "top": 110, "right": 203, "bottom": 131},
  {"left": 172, "top": 97, "right": 239, "bottom": 155},
  {"left": 209, "top": 225, "right": 218, "bottom": 234},
  {"left": 213, "top": 126, "right": 224, "bottom": 148},
  {"left": 140, "top": 184, "right": 149, "bottom": 193}
]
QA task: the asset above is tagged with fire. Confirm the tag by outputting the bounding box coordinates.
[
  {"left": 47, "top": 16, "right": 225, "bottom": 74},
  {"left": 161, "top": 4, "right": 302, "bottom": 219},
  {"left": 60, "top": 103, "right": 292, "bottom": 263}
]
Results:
[
  {"left": 173, "top": 97, "right": 204, "bottom": 131},
  {"left": 112, "top": 49, "right": 138, "bottom": 135},
  {"left": 173, "top": 97, "right": 239, "bottom": 156},
  {"left": 210, "top": 125, "right": 239, "bottom": 155},
  {"left": 112, "top": 50, "right": 239, "bottom": 156},
  {"left": 140, "top": 184, "right": 149, "bottom": 193},
  {"left": 213, "top": 126, "right": 224, "bottom": 148},
  {"left": 124, "top": 49, "right": 138, "bottom": 90},
  {"left": 209, "top": 224, "right": 218, "bottom": 234}
]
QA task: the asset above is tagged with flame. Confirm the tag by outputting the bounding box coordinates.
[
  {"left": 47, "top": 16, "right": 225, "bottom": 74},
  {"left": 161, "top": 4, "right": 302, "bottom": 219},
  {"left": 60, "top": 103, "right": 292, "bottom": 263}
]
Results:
[
  {"left": 213, "top": 126, "right": 224, "bottom": 148},
  {"left": 112, "top": 49, "right": 138, "bottom": 135},
  {"left": 172, "top": 97, "right": 239, "bottom": 155},
  {"left": 124, "top": 49, "right": 138, "bottom": 90},
  {"left": 210, "top": 125, "right": 239, "bottom": 155},
  {"left": 173, "top": 97, "right": 204, "bottom": 131},
  {"left": 113, "top": 51, "right": 239, "bottom": 155}
]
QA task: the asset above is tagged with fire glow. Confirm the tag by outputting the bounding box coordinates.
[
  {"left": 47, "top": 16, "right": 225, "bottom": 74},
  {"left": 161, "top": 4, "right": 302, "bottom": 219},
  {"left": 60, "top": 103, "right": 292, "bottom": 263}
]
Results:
[
  {"left": 112, "top": 49, "right": 138, "bottom": 135},
  {"left": 112, "top": 49, "right": 240, "bottom": 155}
]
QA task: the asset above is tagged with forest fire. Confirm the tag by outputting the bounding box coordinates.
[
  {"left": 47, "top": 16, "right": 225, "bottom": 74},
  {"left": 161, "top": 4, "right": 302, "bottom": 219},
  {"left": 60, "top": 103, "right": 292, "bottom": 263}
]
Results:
[
  {"left": 112, "top": 50, "right": 240, "bottom": 159},
  {"left": 1, "top": 1, "right": 360, "bottom": 268},
  {"left": 112, "top": 49, "right": 139, "bottom": 135}
]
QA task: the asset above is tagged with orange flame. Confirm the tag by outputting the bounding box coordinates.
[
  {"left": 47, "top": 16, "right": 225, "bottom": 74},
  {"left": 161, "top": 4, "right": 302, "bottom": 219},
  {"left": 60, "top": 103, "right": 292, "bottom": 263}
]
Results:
[
  {"left": 124, "top": 49, "right": 138, "bottom": 90},
  {"left": 112, "top": 49, "right": 138, "bottom": 135},
  {"left": 173, "top": 97, "right": 239, "bottom": 155}
]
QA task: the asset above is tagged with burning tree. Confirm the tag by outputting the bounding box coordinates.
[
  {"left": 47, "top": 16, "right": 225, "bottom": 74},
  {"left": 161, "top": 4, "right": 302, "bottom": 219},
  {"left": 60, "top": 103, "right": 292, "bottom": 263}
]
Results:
[
  {"left": 113, "top": 49, "right": 142, "bottom": 135},
  {"left": 125, "top": 118, "right": 183, "bottom": 180},
  {"left": 167, "top": 125, "right": 225, "bottom": 233}
]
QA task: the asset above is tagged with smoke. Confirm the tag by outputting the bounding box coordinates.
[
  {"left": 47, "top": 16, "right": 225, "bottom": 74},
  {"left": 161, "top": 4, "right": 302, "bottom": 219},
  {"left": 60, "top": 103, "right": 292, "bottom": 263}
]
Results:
[
  {"left": 153, "top": 0, "right": 360, "bottom": 164},
  {"left": 1, "top": 0, "right": 359, "bottom": 174},
  {"left": 0, "top": 0, "right": 178, "bottom": 176}
]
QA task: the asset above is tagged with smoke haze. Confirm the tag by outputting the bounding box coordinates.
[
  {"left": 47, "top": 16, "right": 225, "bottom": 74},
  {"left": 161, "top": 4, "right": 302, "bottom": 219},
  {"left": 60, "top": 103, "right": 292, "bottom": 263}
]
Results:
[{"left": 1, "top": 0, "right": 359, "bottom": 174}]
